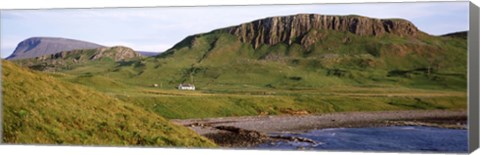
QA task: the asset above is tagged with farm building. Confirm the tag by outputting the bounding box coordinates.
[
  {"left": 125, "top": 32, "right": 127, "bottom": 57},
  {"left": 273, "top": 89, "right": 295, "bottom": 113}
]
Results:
[{"left": 177, "top": 83, "right": 195, "bottom": 90}]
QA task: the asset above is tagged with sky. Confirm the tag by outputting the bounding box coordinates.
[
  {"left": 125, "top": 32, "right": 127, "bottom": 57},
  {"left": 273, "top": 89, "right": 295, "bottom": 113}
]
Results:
[{"left": 0, "top": 2, "right": 469, "bottom": 58}]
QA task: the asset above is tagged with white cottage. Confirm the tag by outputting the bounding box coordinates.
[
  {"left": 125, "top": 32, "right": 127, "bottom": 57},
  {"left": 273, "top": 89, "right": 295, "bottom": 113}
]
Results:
[{"left": 177, "top": 83, "right": 195, "bottom": 90}]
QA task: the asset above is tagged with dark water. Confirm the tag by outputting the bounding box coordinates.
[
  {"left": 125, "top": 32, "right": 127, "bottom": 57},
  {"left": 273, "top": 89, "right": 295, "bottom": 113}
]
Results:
[{"left": 256, "top": 126, "right": 467, "bottom": 153}]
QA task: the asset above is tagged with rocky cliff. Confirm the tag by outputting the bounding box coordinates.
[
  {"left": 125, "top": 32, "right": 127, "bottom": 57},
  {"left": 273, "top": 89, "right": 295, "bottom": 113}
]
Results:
[
  {"left": 213, "top": 14, "right": 422, "bottom": 48},
  {"left": 6, "top": 37, "right": 105, "bottom": 60}
]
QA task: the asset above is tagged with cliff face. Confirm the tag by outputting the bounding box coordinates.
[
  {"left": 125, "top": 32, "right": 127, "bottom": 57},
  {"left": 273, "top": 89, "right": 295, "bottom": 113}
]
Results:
[
  {"left": 216, "top": 14, "right": 421, "bottom": 48},
  {"left": 6, "top": 37, "right": 105, "bottom": 60}
]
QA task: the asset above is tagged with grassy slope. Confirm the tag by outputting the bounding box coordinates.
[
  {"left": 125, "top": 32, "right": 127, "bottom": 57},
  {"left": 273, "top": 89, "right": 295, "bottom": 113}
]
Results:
[
  {"left": 117, "top": 90, "right": 466, "bottom": 119},
  {"left": 114, "top": 30, "right": 466, "bottom": 119},
  {"left": 2, "top": 60, "right": 215, "bottom": 147},
  {"left": 93, "top": 30, "right": 466, "bottom": 91},
  {"left": 11, "top": 28, "right": 468, "bottom": 120}
]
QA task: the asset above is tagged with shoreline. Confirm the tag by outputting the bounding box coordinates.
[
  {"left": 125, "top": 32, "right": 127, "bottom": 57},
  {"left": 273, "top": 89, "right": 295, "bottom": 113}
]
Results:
[{"left": 172, "top": 110, "right": 467, "bottom": 147}]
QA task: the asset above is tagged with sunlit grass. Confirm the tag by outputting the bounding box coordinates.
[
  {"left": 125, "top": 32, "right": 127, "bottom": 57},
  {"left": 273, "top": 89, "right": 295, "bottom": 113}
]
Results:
[{"left": 2, "top": 61, "right": 216, "bottom": 147}]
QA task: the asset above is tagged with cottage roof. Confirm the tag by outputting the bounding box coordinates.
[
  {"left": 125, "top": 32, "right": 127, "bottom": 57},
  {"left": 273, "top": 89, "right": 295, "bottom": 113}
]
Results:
[{"left": 178, "top": 83, "right": 195, "bottom": 87}]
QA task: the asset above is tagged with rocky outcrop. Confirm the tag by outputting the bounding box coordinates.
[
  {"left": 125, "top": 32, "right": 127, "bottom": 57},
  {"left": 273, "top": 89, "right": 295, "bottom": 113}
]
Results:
[
  {"left": 204, "top": 126, "right": 269, "bottom": 147},
  {"left": 6, "top": 37, "right": 105, "bottom": 60},
  {"left": 16, "top": 46, "right": 142, "bottom": 71},
  {"left": 35, "top": 46, "right": 142, "bottom": 62},
  {"left": 90, "top": 46, "right": 142, "bottom": 61},
  {"left": 215, "top": 14, "right": 422, "bottom": 48}
]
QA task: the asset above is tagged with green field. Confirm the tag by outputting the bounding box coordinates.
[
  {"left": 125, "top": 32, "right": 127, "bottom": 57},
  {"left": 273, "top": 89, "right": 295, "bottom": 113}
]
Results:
[{"left": 113, "top": 87, "right": 466, "bottom": 119}]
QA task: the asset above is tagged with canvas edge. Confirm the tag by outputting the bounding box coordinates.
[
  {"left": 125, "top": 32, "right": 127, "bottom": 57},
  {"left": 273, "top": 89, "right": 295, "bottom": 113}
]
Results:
[
  {"left": 0, "top": 1, "right": 474, "bottom": 154},
  {"left": 469, "top": 1, "right": 480, "bottom": 153},
  {"left": 0, "top": 10, "right": 3, "bottom": 144}
]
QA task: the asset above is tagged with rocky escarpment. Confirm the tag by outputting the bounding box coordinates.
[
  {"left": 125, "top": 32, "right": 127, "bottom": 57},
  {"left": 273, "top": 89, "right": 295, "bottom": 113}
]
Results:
[
  {"left": 6, "top": 37, "right": 105, "bottom": 60},
  {"left": 214, "top": 14, "right": 422, "bottom": 48}
]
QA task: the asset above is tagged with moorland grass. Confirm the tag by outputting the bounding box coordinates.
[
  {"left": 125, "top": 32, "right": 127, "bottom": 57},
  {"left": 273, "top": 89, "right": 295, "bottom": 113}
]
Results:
[{"left": 2, "top": 61, "right": 216, "bottom": 147}]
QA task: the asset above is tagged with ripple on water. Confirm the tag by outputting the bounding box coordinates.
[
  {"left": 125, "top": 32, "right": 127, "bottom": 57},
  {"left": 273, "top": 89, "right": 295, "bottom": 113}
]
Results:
[{"left": 256, "top": 126, "right": 467, "bottom": 153}]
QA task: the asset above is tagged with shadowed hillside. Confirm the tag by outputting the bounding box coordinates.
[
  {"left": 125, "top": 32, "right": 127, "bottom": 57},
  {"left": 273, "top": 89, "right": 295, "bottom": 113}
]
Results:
[{"left": 441, "top": 31, "right": 468, "bottom": 39}]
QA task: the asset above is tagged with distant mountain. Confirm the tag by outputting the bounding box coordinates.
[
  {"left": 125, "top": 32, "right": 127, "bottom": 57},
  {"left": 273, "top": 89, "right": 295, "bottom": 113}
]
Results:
[
  {"left": 441, "top": 31, "right": 468, "bottom": 39},
  {"left": 137, "top": 51, "right": 160, "bottom": 57},
  {"left": 6, "top": 37, "right": 105, "bottom": 60},
  {"left": 14, "top": 46, "right": 143, "bottom": 71}
]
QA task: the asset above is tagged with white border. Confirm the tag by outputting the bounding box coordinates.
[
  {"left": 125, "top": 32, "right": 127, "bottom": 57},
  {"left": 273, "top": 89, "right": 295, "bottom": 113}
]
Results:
[{"left": 0, "top": 0, "right": 472, "bottom": 9}]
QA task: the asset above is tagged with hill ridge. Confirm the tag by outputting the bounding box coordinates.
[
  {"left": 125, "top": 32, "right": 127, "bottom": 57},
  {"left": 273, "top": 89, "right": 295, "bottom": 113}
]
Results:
[
  {"left": 441, "top": 31, "right": 468, "bottom": 39},
  {"left": 7, "top": 37, "right": 105, "bottom": 60},
  {"left": 14, "top": 46, "right": 143, "bottom": 71},
  {"left": 190, "top": 14, "right": 423, "bottom": 49}
]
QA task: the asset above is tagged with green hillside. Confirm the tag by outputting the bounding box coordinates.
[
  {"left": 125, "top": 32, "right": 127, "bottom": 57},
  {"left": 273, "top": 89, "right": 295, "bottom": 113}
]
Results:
[
  {"left": 2, "top": 60, "right": 215, "bottom": 147},
  {"left": 14, "top": 46, "right": 143, "bottom": 72},
  {"left": 55, "top": 32, "right": 465, "bottom": 92},
  {"left": 147, "top": 30, "right": 467, "bottom": 91},
  {"left": 106, "top": 27, "right": 467, "bottom": 119},
  {"left": 10, "top": 14, "right": 468, "bottom": 120}
]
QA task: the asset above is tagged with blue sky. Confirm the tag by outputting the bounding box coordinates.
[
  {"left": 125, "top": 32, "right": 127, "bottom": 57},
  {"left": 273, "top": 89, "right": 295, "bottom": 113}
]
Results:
[{"left": 0, "top": 2, "right": 469, "bottom": 58}]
